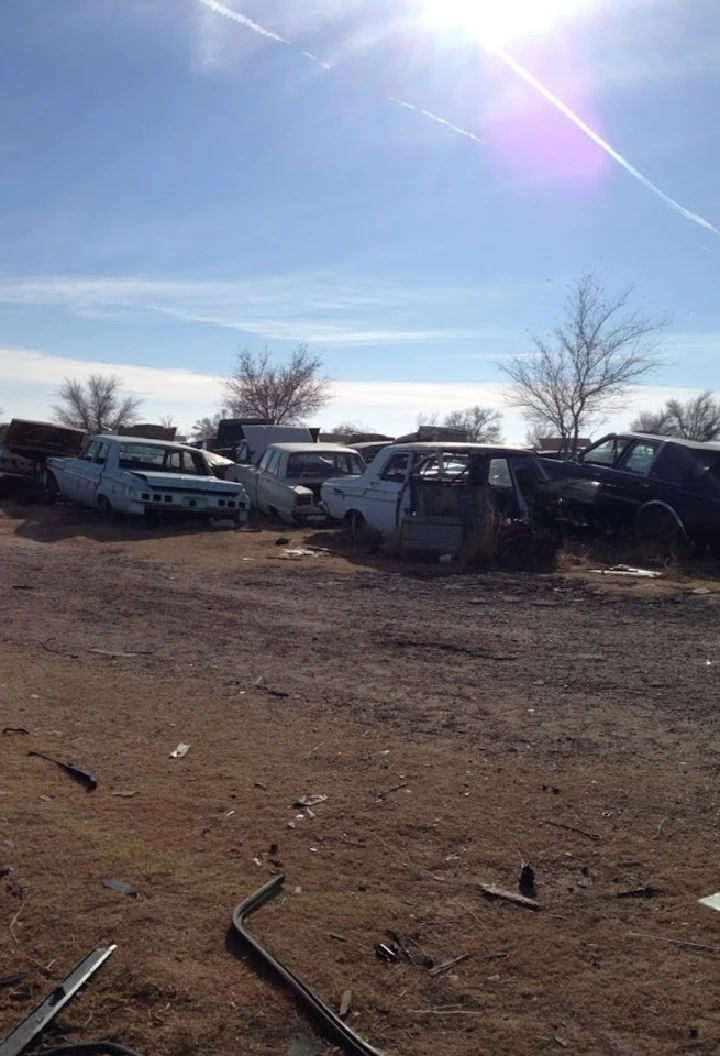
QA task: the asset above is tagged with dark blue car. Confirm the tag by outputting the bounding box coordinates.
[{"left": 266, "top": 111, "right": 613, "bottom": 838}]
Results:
[{"left": 540, "top": 432, "right": 720, "bottom": 552}]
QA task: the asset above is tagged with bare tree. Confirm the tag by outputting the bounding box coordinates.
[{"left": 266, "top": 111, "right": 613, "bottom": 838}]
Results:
[
  {"left": 52, "top": 374, "right": 142, "bottom": 433},
  {"left": 327, "top": 421, "right": 366, "bottom": 441},
  {"left": 190, "top": 411, "right": 226, "bottom": 441},
  {"left": 159, "top": 415, "right": 176, "bottom": 429},
  {"left": 443, "top": 406, "right": 502, "bottom": 443},
  {"left": 224, "top": 343, "right": 332, "bottom": 424},
  {"left": 631, "top": 390, "right": 720, "bottom": 441},
  {"left": 500, "top": 274, "right": 666, "bottom": 453},
  {"left": 417, "top": 406, "right": 503, "bottom": 442},
  {"left": 629, "top": 409, "right": 673, "bottom": 436}
]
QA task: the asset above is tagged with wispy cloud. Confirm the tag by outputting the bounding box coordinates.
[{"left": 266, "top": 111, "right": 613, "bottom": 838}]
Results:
[
  {"left": 0, "top": 274, "right": 502, "bottom": 346},
  {"left": 1, "top": 345, "right": 713, "bottom": 440},
  {"left": 494, "top": 46, "right": 719, "bottom": 235}
]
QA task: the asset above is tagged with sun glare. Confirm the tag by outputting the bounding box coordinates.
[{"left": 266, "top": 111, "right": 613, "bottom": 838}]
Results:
[{"left": 419, "top": 0, "right": 591, "bottom": 45}]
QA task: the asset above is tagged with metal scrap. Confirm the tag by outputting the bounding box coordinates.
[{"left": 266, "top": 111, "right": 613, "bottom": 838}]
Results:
[
  {"left": 0, "top": 976, "right": 24, "bottom": 990},
  {"left": 102, "top": 878, "right": 141, "bottom": 898},
  {"left": 294, "top": 795, "right": 328, "bottom": 809},
  {"left": 0, "top": 945, "right": 115, "bottom": 1056},
  {"left": 231, "top": 874, "right": 385, "bottom": 1056},
  {"left": 169, "top": 743, "right": 190, "bottom": 759},
  {"left": 27, "top": 750, "right": 97, "bottom": 791},
  {"left": 480, "top": 883, "right": 540, "bottom": 910}
]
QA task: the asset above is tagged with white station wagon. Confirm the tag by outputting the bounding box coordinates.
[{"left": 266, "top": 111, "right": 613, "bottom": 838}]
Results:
[{"left": 46, "top": 436, "right": 251, "bottom": 525}]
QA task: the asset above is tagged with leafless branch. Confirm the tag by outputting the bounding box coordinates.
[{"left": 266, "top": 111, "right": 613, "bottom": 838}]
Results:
[
  {"left": 500, "top": 274, "right": 667, "bottom": 452},
  {"left": 52, "top": 374, "right": 142, "bottom": 433},
  {"left": 223, "top": 343, "right": 332, "bottom": 424}
]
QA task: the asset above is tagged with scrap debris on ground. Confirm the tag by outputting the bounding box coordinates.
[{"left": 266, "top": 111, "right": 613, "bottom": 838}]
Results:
[{"left": 1, "top": 504, "right": 720, "bottom": 1055}]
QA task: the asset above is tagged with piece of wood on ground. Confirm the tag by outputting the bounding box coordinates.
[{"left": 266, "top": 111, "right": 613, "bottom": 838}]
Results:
[
  {"left": 340, "top": 989, "right": 352, "bottom": 1017},
  {"left": 480, "top": 883, "right": 541, "bottom": 910},
  {"left": 429, "top": 953, "right": 473, "bottom": 977}
]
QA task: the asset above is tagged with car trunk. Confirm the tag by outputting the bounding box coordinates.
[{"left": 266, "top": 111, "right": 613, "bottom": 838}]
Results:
[
  {"left": 0, "top": 420, "right": 86, "bottom": 461},
  {"left": 130, "top": 472, "right": 241, "bottom": 494}
]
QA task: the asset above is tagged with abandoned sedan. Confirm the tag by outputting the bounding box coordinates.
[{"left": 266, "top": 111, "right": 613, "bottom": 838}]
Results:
[
  {"left": 45, "top": 437, "right": 251, "bottom": 525},
  {"left": 322, "top": 442, "right": 558, "bottom": 559},
  {"left": 541, "top": 432, "right": 720, "bottom": 551},
  {"left": 226, "top": 443, "right": 366, "bottom": 525}
]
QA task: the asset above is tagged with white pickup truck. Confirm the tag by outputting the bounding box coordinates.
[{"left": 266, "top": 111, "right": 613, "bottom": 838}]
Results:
[{"left": 46, "top": 436, "right": 251, "bottom": 525}]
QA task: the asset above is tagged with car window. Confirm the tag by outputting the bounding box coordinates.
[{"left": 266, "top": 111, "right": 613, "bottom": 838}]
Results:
[
  {"left": 82, "top": 441, "right": 99, "bottom": 462},
  {"left": 620, "top": 441, "right": 660, "bottom": 476},
  {"left": 380, "top": 453, "right": 410, "bottom": 483},
  {"left": 258, "top": 449, "right": 272, "bottom": 470},
  {"left": 582, "top": 437, "right": 629, "bottom": 467},
  {"left": 416, "top": 453, "right": 469, "bottom": 479},
  {"left": 265, "top": 451, "right": 281, "bottom": 476},
  {"left": 488, "top": 458, "right": 513, "bottom": 488},
  {"left": 95, "top": 442, "right": 109, "bottom": 464},
  {"left": 286, "top": 451, "right": 364, "bottom": 477}
]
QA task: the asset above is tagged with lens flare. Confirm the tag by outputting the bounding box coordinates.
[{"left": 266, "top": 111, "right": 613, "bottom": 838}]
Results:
[{"left": 418, "top": 0, "right": 592, "bottom": 45}]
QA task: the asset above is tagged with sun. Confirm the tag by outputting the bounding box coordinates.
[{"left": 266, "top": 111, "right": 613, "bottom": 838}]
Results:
[{"left": 418, "top": 0, "right": 590, "bottom": 46}]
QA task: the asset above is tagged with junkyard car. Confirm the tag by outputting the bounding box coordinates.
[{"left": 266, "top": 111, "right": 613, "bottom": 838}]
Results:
[
  {"left": 226, "top": 442, "right": 366, "bottom": 525},
  {"left": 45, "top": 436, "right": 250, "bottom": 525},
  {"left": 540, "top": 432, "right": 720, "bottom": 550},
  {"left": 321, "top": 442, "right": 558, "bottom": 557},
  {"left": 0, "top": 419, "right": 86, "bottom": 491}
]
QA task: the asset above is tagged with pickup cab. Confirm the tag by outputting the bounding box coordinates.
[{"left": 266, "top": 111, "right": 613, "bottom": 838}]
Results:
[
  {"left": 45, "top": 436, "right": 250, "bottom": 525},
  {"left": 226, "top": 442, "right": 365, "bottom": 525}
]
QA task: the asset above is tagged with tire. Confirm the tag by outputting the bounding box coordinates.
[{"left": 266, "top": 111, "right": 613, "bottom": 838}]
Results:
[
  {"left": 350, "top": 511, "right": 368, "bottom": 544},
  {"left": 97, "top": 495, "right": 114, "bottom": 521},
  {"left": 637, "top": 507, "right": 685, "bottom": 556}
]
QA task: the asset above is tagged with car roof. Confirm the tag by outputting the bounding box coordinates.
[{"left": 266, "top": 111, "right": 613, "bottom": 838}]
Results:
[
  {"left": 95, "top": 435, "right": 201, "bottom": 454},
  {"left": 267, "top": 442, "right": 359, "bottom": 453},
  {"left": 378, "top": 442, "right": 534, "bottom": 455},
  {"left": 605, "top": 432, "right": 720, "bottom": 453}
]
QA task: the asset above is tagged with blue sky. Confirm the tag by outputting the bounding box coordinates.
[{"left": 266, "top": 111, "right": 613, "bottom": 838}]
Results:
[{"left": 0, "top": 0, "right": 718, "bottom": 438}]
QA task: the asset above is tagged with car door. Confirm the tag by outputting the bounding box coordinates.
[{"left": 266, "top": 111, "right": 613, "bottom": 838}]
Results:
[
  {"left": 255, "top": 450, "right": 282, "bottom": 513},
  {"left": 598, "top": 439, "right": 663, "bottom": 528},
  {"left": 552, "top": 436, "right": 631, "bottom": 525},
  {"left": 362, "top": 452, "right": 412, "bottom": 532},
  {"left": 60, "top": 441, "right": 99, "bottom": 502},
  {"left": 76, "top": 441, "right": 109, "bottom": 506}
]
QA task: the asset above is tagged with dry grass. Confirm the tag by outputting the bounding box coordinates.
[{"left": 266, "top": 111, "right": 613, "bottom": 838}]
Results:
[{"left": 2, "top": 504, "right": 720, "bottom": 1054}]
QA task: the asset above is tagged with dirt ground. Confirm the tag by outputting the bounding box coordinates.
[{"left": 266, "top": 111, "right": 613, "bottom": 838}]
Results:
[{"left": 2, "top": 502, "right": 720, "bottom": 1056}]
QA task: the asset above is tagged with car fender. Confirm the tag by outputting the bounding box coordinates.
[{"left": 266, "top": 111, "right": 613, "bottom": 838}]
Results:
[{"left": 636, "top": 500, "right": 689, "bottom": 541}]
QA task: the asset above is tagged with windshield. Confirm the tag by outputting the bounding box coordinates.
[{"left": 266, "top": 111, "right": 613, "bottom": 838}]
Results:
[
  {"left": 118, "top": 443, "right": 211, "bottom": 476},
  {"left": 286, "top": 451, "right": 365, "bottom": 478}
]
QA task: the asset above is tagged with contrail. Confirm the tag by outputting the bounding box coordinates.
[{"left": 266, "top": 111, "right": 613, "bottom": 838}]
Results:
[
  {"left": 197, "top": 0, "right": 287, "bottom": 45},
  {"left": 195, "top": 0, "right": 716, "bottom": 234},
  {"left": 197, "top": 0, "right": 331, "bottom": 68},
  {"left": 196, "top": 1, "right": 480, "bottom": 142},
  {"left": 494, "top": 45, "right": 718, "bottom": 235},
  {"left": 389, "top": 97, "right": 486, "bottom": 145}
]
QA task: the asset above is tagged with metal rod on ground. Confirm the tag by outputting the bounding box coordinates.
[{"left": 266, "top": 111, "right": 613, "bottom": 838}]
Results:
[
  {"left": 231, "top": 874, "right": 385, "bottom": 1056},
  {"left": 0, "top": 946, "right": 116, "bottom": 1056}
]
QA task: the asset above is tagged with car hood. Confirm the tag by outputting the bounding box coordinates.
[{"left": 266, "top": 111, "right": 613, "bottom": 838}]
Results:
[{"left": 130, "top": 471, "right": 247, "bottom": 492}]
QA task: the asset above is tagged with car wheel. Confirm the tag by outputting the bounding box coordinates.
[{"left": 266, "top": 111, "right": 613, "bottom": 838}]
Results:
[
  {"left": 97, "top": 495, "right": 114, "bottom": 521},
  {"left": 350, "top": 511, "right": 368, "bottom": 544},
  {"left": 637, "top": 507, "right": 685, "bottom": 555}
]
